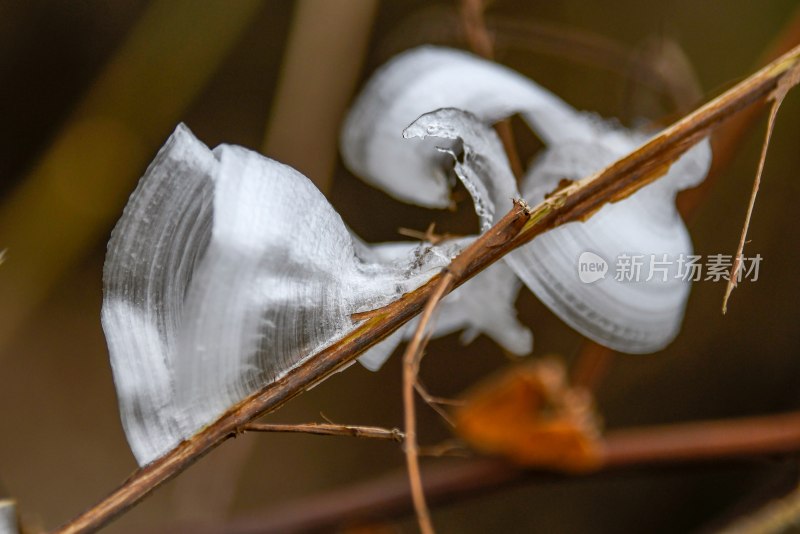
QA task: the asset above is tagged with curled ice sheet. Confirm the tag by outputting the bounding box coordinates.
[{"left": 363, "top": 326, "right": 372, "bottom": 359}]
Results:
[
  {"left": 343, "top": 46, "right": 708, "bottom": 212},
  {"left": 400, "top": 105, "right": 710, "bottom": 353},
  {"left": 104, "top": 125, "right": 462, "bottom": 465},
  {"left": 403, "top": 108, "right": 518, "bottom": 231},
  {"left": 511, "top": 138, "right": 711, "bottom": 352},
  {"left": 103, "top": 125, "right": 216, "bottom": 464},
  {"left": 352, "top": 110, "right": 532, "bottom": 371},
  {"left": 341, "top": 46, "right": 596, "bottom": 208}
]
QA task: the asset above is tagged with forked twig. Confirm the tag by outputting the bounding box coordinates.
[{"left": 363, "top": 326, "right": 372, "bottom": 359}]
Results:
[
  {"left": 397, "top": 223, "right": 461, "bottom": 245},
  {"left": 419, "top": 440, "right": 471, "bottom": 458},
  {"left": 722, "top": 62, "right": 800, "bottom": 312},
  {"left": 414, "top": 380, "right": 459, "bottom": 427},
  {"left": 55, "top": 43, "right": 800, "bottom": 534},
  {"left": 401, "top": 203, "right": 532, "bottom": 534},
  {"left": 401, "top": 284, "right": 455, "bottom": 534}
]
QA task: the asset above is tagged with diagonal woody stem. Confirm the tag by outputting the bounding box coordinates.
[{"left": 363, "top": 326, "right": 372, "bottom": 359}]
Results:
[{"left": 55, "top": 43, "right": 800, "bottom": 534}]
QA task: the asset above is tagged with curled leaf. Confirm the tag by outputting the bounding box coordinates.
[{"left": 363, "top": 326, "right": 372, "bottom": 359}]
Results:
[{"left": 455, "top": 358, "right": 603, "bottom": 472}]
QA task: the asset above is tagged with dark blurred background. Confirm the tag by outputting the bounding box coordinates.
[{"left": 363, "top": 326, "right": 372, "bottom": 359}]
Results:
[{"left": 1, "top": 1, "right": 799, "bottom": 532}]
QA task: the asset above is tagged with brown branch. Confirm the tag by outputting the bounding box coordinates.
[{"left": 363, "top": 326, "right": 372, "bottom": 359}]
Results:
[
  {"left": 55, "top": 44, "right": 800, "bottom": 534},
  {"left": 397, "top": 223, "right": 461, "bottom": 245},
  {"left": 567, "top": 6, "right": 800, "bottom": 392},
  {"left": 402, "top": 296, "right": 443, "bottom": 534},
  {"left": 191, "top": 410, "right": 800, "bottom": 534},
  {"left": 419, "top": 440, "right": 471, "bottom": 459},
  {"left": 240, "top": 422, "right": 404, "bottom": 442}
]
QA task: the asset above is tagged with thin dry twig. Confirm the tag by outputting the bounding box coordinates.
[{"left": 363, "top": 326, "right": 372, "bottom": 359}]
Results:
[
  {"left": 397, "top": 223, "right": 461, "bottom": 246},
  {"left": 240, "top": 422, "right": 404, "bottom": 442},
  {"left": 400, "top": 201, "right": 531, "bottom": 534},
  {"left": 402, "top": 283, "right": 452, "bottom": 534},
  {"left": 400, "top": 3, "right": 511, "bottom": 528},
  {"left": 722, "top": 62, "right": 800, "bottom": 313},
  {"left": 414, "top": 381, "right": 459, "bottom": 427},
  {"left": 415, "top": 381, "right": 466, "bottom": 407},
  {"left": 55, "top": 44, "right": 800, "bottom": 534},
  {"left": 419, "top": 440, "right": 472, "bottom": 458}
]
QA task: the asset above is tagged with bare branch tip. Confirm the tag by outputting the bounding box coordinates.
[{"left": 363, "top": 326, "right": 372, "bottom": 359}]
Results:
[{"left": 513, "top": 197, "right": 533, "bottom": 215}]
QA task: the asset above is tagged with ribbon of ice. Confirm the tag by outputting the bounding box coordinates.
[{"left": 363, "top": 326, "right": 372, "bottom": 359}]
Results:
[
  {"left": 341, "top": 46, "right": 712, "bottom": 354},
  {"left": 103, "top": 124, "right": 530, "bottom": 465},
  {"left": 105, "top": 45, "right": 709, "bottom": 467}
]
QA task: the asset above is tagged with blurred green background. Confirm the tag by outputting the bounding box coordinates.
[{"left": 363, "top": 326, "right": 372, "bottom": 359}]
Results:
[{"left": 1, "top": 1, "right": 799, "bottom": 532}]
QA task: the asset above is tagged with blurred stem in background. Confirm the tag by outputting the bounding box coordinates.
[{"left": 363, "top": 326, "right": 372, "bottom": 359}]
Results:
[
  {"left": 262, "top": 0, "right": 378, "bottom": 193},
  {"left": 0, "top": 0, "right": 262, "bottom": 354}
]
